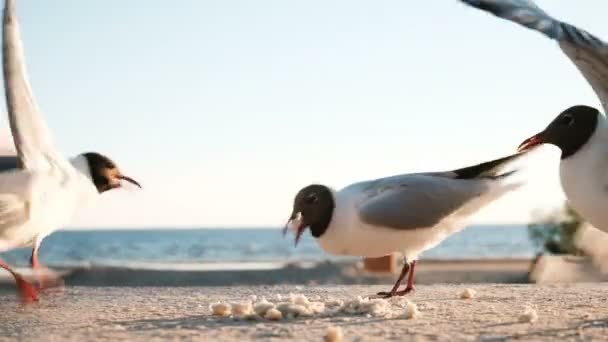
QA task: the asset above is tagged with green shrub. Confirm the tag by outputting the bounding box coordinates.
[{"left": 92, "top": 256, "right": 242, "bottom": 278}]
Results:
[{"left": 527, "top": 203, "right": 585, "bottom": 256}]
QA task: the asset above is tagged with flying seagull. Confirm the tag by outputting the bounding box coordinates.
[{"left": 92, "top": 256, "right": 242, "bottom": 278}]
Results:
[
  {"left": 285, "top": 152, "right": 527, "bottom": 297},
  {"left": 460, "top": 0, "right": 608, "bottom": 235},
  {"left": 0, "top": 0, "right": 141, "bottom": 304}
]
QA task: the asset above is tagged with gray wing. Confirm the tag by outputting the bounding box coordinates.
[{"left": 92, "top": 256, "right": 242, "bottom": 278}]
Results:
[
  {"left": 357, "top": 175, "right": 485, "bottom": 230},
  {"left": 460, "top": 0, "right": 608, "bottom": 113},
  {"left": 3, "top": 0, "right": 66, "bottom": 171}
]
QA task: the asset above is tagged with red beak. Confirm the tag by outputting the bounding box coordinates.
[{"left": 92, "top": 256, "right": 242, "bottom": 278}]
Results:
[
  {"left": 117, "top": 175, "right": 142, "bottom": 188},
  {"left": 283, "top": 215, "right": 305, "bottom": 247},
  {"left": 517, "top": 134, "right": 544, "bottom": 152}
]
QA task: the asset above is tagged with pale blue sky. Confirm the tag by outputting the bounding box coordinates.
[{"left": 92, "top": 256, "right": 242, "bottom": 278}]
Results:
[{"left": 1, "top": 0, "right": 607, "bottom": 228}]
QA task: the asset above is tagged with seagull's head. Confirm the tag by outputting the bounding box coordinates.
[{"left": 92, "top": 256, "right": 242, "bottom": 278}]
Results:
[
  {"left": 284, "top": 184, "right": 334, "bottom": 246},
  {"left": 518, "top": 105, "right": 600, "bottom": 159},
  {"left": 82, "top": 152, "right": 142, "bottom": 193}
]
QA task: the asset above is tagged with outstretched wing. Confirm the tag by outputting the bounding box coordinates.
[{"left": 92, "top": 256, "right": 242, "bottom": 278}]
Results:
[
  {"left": 3, "top": 0, "right": 67, "bottom": 171},
  {"left": 460, "top": 0, "right": 608, "bottom": 113}
]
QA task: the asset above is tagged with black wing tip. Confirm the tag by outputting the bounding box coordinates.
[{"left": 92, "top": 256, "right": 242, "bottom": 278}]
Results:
[
  {"left": 452, "top": 151, "right": 527, "bottom": 180},
  {"left": 490, "top": 169, "right": 518, "bottom": 180}
]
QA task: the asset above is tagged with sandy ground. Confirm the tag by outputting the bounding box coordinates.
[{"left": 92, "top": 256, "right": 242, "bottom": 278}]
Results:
[{"left": 1, "top": 284, "right": 607, "bottom": 341}]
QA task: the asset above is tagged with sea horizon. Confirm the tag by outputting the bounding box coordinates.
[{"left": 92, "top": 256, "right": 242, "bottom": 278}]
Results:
[{"left": 1, "top": 224, "right": 538, "bottom": 268}]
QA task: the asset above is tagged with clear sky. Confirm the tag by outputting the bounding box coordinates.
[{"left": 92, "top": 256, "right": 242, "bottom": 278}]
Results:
[{"left": 1, "top": 0, "right": 607, "bottom": 228}]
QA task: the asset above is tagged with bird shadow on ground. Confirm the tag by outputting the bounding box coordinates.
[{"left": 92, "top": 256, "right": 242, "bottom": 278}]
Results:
[{"left": 101, "top": 313, "right": 417, "bottom": 332}]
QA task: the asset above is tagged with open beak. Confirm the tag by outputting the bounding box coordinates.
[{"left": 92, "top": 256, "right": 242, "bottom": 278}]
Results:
[
  {"left": 283, "top": 212, "right": 305, "bottom": 246},
  {"left": 517, "top": 133, "right": 544, "bottom": 152},
  {"left": 117, "top": 175, "right": 142, "bottom": 189}
]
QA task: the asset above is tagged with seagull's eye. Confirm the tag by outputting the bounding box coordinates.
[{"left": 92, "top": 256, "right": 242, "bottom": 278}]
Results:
[
  {"left": 560, "top": 114, "right": 574, "bottom": 126},
  {"left": 305, "top": 194, "right": 318, "bottom": 204}
]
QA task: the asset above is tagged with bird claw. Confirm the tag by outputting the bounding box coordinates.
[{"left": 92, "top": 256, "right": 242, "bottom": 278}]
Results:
[
  {"left": 395, "top": 286, "right": 416, "bottom": 296},
  {"left": 375, "top": 291, "right": 394, "bottom": 299},
  {"left": 375, "top": 286, "right": 415, "bottom": 299}
]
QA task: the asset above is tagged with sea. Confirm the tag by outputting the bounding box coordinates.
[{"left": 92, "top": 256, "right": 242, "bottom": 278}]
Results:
[{"left": 0, "top": 225, "right": 537, "bottom": 268}]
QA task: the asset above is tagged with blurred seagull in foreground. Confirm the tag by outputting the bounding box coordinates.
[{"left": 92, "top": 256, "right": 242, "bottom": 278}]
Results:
[
  {"left": 0, "top": 0, "right": 141, "bottom": 304},
  {"left": 285, "top": 152, "right": 528, "bottom": 298},
  {"left": 460, "top": 0, "right": 608, "bottom": 236}
]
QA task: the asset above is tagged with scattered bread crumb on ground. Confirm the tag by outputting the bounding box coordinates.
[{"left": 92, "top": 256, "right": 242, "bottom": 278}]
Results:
[
  {"left": 324, "top": 326, "right": 343, "bottom": 342},
  {"left": 210, "top": 303, "right": 232, "bottom": 317},
  {"left": 231, "top": 301, "right": 254, "bottom": 316},
  {"left": 264, "top": 308, "right": 283, "bottom": 321},
  {"left": 459, "top": 288, "right": 476, "bottom": 299},
  {"left": 404, "top": 301, "right": 420, "bottom": 319},
  {"left": 209, "top": 293, "right": 421, "bottom": 321}
]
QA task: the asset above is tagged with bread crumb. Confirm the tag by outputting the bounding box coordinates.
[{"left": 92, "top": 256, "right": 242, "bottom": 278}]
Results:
[
  {"left": 210, "top": 303, "right": 232, "bottom": 317},
  {"left": 308, "top": 301, "right": 326, "bottom": 315},
  {"left": 324, "top": 326, "right": 343, "bottom": 342},
  {"left": 519, "top": 306, "right": 538, "bottom": 323},
  {"left": 276, "top": 302, "right": 314, "bottom": 318},
  {"left": 325, "top": 298, "right": 344, "bottom": 308},
  {"left": 265, "top": 308, "right": 283, "bottom": 321},
  {"left": 459, "top": 288, "right": 476, "bottom": 299},
  {"left": 232, "top": 301, "right": 254, "bottom": 316},
  {"left": 341, "top": 296, "right": 391, "bottom": 317},
  {"left": 404, "top": 301, "right": 420, "bottom": 319},
  {"left": 254, "top": 299, "right": 276, "bottom": 316},
  {"left": 291, "top": 293, "right": 310, "bottom": 306},
  {"left": 309, "top": 295, "right": 321, "bottom": 301},
  {"left": 389, "top": 297, "right": 410, "bottom": 307}
]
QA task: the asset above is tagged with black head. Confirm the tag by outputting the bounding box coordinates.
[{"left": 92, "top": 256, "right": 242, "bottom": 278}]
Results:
[
  {"left": 283, "top": 184, "right": 335, "bottom": 246},
  {"left": 518, "top": 105, "right": 600, "bottom": 159},
  {"left": 82, "top": 152, "right": 142, "bottom": 193}
]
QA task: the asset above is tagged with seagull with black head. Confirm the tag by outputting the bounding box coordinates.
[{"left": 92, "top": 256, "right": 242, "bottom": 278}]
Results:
[
  {"left": 0, "top": 0, "right": 141, "bottom": 304},
  {"left": 285, "top": 152, "right": 528, "bottom": 298},
  {"left": 459, "top": 0, "right": 608, "bottom": 235}
]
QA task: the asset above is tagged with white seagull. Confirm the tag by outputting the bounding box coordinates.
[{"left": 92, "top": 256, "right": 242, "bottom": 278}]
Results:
[
  {"left": 0, "top": 0, "right": 141, "bottom": 304},
  {"left": 285, "top": 152, "right": 527, "bottom": 297},
  {"left": 460, "top": 0, "right": 608, "bottom": 235}
]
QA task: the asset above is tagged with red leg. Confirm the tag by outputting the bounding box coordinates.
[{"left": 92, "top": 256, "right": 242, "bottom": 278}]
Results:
[
  {"left": 0, "top": 259, "right": 38, "bottom": 304},
  {"left": 377, "top": 259, "right": 411, "bottom": 298},
  {"left": 30, "top": 245, "right": 63, "bottom": 291},
  {"left": 394, "top": 260, "right": 416, "bottom": 296},
  {"left": 30, "top": 246, "right": 40, "bottom": 269}
]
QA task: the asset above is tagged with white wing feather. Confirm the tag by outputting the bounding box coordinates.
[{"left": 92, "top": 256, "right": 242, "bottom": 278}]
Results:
[{"left": 2, "top": 0, "right": 69, "bottom": 172}]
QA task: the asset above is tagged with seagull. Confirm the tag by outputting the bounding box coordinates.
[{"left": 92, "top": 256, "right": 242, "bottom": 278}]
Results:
[
  {"left": 284, "top": 152, "right": 527, "bottom": 298},
  {"left": 459, "top": 0, "right": 608, "bottom": 235},
  {"left": 0, "top": 0, "right": 141, "bottom": 304}
]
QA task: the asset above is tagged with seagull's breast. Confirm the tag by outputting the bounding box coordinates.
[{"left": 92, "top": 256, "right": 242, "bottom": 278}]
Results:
[
  {"left": 560, "top": 126, "right": 608, "bottom": 232},
  {"left": 26, "top": 172, "right": 95, "bottom": 240}
]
